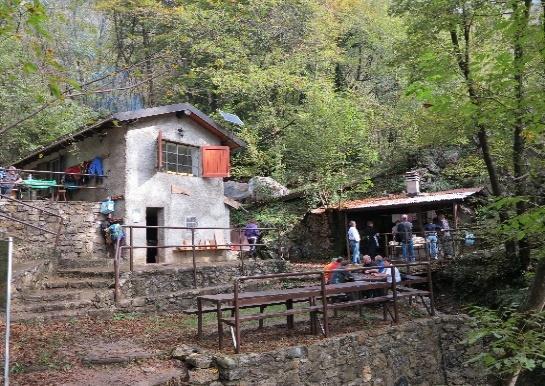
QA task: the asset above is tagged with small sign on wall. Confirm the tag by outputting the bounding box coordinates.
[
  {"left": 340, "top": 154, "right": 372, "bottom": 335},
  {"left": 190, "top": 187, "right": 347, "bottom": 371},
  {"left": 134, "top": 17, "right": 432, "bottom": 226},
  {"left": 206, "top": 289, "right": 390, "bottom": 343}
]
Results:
[{"left": 132, "top": 208, "right": 142, "bottom": 223}]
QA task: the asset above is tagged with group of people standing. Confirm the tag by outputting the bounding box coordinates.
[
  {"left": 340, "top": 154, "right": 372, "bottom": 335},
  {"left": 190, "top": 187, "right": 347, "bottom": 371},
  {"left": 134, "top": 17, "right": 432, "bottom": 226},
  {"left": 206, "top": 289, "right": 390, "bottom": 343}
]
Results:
[{"left": 348, "top": 214, "right": 453, "bottom": 263}]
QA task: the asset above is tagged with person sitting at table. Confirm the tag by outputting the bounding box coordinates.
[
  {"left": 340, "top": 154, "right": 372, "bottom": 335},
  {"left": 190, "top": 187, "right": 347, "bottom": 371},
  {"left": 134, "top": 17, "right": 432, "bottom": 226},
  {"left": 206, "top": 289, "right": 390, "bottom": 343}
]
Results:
[
  {"left": 0, "top": 166, "right": 22, "bottom": 198},
  {"left": 330, "top": 260, "right": 354, "bottom": 284},
  {"left": 383, "top": 259, "right": 401, "bottom": 283},
  {"left": 364, "top": 255, "right": 386, "bottom": 274},
  {"left": 324, "top": 257, "right": 343, "bottom": 283},
  {"left": 362, "top": 255, "right": 373, "bottom": 268}
]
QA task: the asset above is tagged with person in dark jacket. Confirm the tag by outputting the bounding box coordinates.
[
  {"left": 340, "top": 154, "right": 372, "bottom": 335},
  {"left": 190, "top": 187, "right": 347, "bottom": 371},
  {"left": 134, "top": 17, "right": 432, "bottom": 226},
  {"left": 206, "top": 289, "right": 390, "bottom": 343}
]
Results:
[
  {"left": 396, "top": 214, "right": 415, "bottom": 262},
  {"left": 244, "top": 220, "right": 261, "bottom": 257},
  {"left": 362, "top": 220, "right": 380, "bottom": 258}
]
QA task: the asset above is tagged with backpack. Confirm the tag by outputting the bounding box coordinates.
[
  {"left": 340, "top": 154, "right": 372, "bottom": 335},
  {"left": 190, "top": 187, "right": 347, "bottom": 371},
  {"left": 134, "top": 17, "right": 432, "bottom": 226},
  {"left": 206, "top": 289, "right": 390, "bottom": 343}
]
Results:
[
  {"left": 100, "top": 198, "right": 115, "bottom": 215},
  {"left": 108, "top": 223, "right": 124, "bottom": 241}
]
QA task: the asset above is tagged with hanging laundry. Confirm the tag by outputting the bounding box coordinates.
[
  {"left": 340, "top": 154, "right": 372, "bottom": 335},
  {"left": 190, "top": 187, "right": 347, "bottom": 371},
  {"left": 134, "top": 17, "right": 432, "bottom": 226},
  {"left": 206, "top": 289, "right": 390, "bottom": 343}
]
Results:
[{"left": 88, "top": 157, "right": 104, "bottom": 176}]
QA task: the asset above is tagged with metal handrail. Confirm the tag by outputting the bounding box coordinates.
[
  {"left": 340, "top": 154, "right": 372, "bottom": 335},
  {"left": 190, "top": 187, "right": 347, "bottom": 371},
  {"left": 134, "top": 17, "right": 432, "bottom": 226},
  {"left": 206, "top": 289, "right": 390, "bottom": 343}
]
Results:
[
  {"left": 0, "top": 194, "right": 65, "bottom": 249},
  {"left": 6, "top": 168, "right": 108, "bottom": 178},
  {"left": 113, "top": 225, "right": 280, "bottom": 303}
]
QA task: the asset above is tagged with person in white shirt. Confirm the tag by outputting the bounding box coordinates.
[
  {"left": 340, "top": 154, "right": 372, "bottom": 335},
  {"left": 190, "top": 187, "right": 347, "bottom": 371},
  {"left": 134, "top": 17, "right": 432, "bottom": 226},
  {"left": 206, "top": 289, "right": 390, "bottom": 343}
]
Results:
[
  {"left": 347, "top": 220, "right": 361, "bottom": 264},
  {"left": 383, "top": 259, "right": 401, "bottom": 283}
]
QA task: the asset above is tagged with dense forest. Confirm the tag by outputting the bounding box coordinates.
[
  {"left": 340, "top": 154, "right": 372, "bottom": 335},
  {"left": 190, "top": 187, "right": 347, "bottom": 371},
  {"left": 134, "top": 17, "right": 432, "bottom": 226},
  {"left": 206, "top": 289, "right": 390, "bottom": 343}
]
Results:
[{"left": 1, "top": 0, "right": 544, "bottom": 384}]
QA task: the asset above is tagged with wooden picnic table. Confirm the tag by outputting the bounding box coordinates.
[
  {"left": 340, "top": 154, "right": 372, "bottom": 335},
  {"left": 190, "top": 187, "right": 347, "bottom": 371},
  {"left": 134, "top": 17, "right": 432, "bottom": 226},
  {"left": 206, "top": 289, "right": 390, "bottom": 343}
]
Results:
[{"left": 197, "top": 279, "right": 393, "bottom": 351}]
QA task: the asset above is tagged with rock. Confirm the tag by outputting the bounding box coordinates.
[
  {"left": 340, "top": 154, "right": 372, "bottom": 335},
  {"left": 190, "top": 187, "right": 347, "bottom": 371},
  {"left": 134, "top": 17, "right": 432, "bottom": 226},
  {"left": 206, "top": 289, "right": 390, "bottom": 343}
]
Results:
[
  {"left": 186, "top": 353, "right": 213, "bottom": 369},
  {"left": 214, "top": 356, "right": 237, "bottom": 369},
  {"left": 172, "top": 344, "right": 199, "bottom": 360},
  {"left": 224, "top": 181, "right": 252, "bottom": 201},
  {"left": 286, "top": 346, "right": 306, "bottom": 359},
  {"left": 248, "top": 176, "right": 289, "bottom": 201}
]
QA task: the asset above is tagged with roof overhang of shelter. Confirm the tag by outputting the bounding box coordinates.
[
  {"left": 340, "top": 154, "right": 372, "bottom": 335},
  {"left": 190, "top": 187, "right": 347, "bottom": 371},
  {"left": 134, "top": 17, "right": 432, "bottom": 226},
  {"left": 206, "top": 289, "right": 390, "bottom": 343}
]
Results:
[
  {"left": 14, "top": 103, "right": 246, "bottom": 166},
  {"left": 338, "top": 188, "right": 483, "bottom": 212}
]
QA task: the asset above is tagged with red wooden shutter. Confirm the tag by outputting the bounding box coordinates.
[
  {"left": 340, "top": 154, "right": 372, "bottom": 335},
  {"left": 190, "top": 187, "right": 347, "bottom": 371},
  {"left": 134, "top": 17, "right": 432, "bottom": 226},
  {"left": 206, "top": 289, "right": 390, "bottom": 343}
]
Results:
[
  {"left": 156, "top": 130, "right": 163, "bottom": 169},
  {"left": 201, "top": 146, "right": 230, "bottom": 177}
]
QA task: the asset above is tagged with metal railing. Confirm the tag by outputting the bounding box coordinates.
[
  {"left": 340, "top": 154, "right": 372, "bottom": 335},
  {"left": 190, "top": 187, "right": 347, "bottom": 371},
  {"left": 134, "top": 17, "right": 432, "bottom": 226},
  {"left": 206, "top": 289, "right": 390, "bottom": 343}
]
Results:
[
  {"left": 0, "top": 194, "right": 65, "bottom": 248},
  {"left": 1, "top": 168, "right": 109, "bottom": 200},
  {"left": 357, "top": 227, "right": 483, "bottom": 261},
  {"left": 112, "top": 225, "right": 280, "bottom": 303}
]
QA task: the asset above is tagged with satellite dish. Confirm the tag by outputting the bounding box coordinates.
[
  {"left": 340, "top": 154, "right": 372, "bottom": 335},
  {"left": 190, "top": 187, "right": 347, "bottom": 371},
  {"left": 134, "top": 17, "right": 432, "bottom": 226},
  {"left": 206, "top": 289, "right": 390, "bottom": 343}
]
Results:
[{"left": 219, "top": 110, "right": 244, "bottom": 126}]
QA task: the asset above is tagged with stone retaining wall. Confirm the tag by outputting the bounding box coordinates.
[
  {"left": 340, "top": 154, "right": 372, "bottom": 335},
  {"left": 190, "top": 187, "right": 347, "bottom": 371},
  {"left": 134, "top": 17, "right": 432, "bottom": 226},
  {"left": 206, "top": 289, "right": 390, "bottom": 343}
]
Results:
[
  {"left": 178, "top": 315, "right": 486, "bottom": 385},
  {"left": 0, "top": 201, "right": 107, "bottom": 261},
  {"left": 119, "top": 259, "right": 291, "bottom": 298}
]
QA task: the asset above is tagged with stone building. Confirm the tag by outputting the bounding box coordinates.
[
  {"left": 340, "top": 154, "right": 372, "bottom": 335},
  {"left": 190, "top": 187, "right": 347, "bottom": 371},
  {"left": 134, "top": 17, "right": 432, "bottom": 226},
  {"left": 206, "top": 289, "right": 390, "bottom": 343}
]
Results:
[{"left": 14, "top": 103, "right": 245, "bottom": 265}]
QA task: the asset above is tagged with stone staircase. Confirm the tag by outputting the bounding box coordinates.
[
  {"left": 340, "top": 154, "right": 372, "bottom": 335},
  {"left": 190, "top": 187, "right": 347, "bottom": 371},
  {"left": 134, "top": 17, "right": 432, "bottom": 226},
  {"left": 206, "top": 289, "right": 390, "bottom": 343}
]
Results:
[
  {"left": 11, "top": 258, "right": 116, "bottom": 321},
  {"left": 10, "top": 258, "right": 290, "bottom": 321}
]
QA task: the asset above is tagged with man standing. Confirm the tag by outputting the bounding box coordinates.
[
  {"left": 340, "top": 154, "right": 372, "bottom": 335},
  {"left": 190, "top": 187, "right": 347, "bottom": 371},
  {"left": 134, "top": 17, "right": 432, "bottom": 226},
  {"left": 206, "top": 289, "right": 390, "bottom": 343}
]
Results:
[
  {"left": 424, "top": 218, "right": 440, "bottom": 259},
  {"left": 347, "top": 220, "right": 361, "bottom": 264},
  {"left": 244, "top": 219, "right": 261, "bottom": 257},
  {"left": 362, "top": 220, "right": 380, "bottom": 258},
  {"left": 396, "top": 214, "right": 415, "bottom": 262}
]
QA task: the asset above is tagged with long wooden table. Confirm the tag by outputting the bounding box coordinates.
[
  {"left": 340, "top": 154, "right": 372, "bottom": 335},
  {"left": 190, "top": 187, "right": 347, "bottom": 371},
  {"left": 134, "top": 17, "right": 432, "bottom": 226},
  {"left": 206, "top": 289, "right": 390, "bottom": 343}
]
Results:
[{"left": 197, "top": 278, "right": 394, "bottom": 351}]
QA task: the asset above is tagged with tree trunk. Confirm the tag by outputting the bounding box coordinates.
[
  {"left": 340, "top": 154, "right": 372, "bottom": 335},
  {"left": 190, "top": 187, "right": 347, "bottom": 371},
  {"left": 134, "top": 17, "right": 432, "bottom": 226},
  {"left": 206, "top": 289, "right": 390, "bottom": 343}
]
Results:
[
  {"left": 142, "top": 25, "right": 154, "bottom": 107},
  {"left": 512, "top": 0, "right": 532, "bottom": 272},
  {"left": 449, "top": 24, "right": 503, "bottom": 197}
]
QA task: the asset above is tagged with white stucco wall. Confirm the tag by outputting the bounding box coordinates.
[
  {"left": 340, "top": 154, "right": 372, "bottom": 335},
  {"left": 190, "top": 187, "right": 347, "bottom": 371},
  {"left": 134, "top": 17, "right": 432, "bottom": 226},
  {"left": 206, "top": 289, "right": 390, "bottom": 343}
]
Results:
[{"left": 124, "top": 114, "right": 231, "bottom": 264}]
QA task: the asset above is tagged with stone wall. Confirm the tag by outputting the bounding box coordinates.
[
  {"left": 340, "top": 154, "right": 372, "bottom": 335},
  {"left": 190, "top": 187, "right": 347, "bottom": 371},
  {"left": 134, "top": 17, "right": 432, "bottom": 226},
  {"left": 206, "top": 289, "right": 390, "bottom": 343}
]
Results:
[
  {"left": 120, "top": 259, "right": 290, "bottom": 298},
  {"left": 0, "top": 201, "right": 107, "bottom": 261},
  {"left": 116, "top": 260, "right": 290, "bottom": 312},
  {"left": 178, "top": 315, "right": 486, "bottom": 385},
  {"left": 289, "top": 211, "right": 336, "bottom": 260}
]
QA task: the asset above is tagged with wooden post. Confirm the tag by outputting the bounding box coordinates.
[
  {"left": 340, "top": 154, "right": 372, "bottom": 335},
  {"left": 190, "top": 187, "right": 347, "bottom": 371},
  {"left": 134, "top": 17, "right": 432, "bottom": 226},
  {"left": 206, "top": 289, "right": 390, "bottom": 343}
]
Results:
[
  {"left": 234, "top": 280, "right": 241, "bottom": 353},
  {"left": 383, "top": 233, "right": 388, "bottom": 258},
  {"left": 320, "top": 273, "right": 329, "bottom": 337},
  {"left": 391, "top": 265, "right": 398, "bottom": 323},
  {"left": 217, "top": 301, "right": 223, "bottom": 350},
  {"left": 239, "top": 230, "right": 245, "bottom": 275},
  {"left": 114, "top": 238, "right": 121, "bottom": 305},
  {"left": 344, "top": 212, "right": 350, "bottom": 260},
  {"left": 191, "top": 228, "right": 197, "bottom": 288},
  {"left": 129, "top": 227, "right": 134, "bottom": 272},
  {"left": 427, "top": 262, "right": 435, "bottom": 316},
  {"left": 286, "top": 299, "right": 294, "bottom": 329},
  {"left": 197, "top": 297, "right": 203, "bottom": 339}
]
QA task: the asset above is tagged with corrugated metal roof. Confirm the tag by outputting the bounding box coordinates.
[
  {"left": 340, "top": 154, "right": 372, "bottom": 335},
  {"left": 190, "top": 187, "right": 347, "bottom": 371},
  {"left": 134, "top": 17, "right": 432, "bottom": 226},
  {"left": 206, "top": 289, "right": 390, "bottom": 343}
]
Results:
[
  {"left": 339, "top": 188, "right": 482, "bottom": 211},
  {"left": 15, "top": 103, "right": 245, "bottom": 166}
]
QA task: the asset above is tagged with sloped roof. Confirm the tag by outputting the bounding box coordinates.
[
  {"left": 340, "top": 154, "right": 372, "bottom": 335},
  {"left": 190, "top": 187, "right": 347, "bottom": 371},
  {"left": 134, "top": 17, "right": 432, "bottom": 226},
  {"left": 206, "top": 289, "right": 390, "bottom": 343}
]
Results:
[
  {"left": 15, "top": 103, "right": 245, "bottom": 166},
  {"left": 339, "top": 188, "right": 482, "bottom": 211}
]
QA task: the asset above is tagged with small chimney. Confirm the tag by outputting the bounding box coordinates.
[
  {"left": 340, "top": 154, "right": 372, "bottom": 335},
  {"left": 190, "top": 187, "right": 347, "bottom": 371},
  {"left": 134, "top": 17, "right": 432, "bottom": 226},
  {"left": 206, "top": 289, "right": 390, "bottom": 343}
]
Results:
[{"left": 405, "top": 171, "right": 420, "bottom": 196}]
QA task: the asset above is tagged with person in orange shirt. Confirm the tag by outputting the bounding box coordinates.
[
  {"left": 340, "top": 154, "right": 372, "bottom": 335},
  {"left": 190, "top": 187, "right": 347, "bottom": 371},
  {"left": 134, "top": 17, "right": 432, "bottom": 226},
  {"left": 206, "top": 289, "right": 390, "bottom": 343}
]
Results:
[{"left": 324, "top": 257, "right": 343, "bottom": 283}]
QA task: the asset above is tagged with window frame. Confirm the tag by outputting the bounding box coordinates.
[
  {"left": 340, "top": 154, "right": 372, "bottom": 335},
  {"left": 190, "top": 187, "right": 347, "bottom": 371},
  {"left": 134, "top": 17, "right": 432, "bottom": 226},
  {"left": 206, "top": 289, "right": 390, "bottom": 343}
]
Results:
[{"left": 160, "top": 139, "right": 199, "bottom": 176}]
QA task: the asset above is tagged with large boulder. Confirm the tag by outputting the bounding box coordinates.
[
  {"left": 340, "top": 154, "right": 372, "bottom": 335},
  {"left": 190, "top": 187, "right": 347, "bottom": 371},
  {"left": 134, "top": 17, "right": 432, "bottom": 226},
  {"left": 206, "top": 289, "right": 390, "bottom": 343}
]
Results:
[
  {"left": 248, "top": 177, "right": 289, "bottom": 201},
  {"left": 224, "top": 181, "right": 251, "bottom": 201}
]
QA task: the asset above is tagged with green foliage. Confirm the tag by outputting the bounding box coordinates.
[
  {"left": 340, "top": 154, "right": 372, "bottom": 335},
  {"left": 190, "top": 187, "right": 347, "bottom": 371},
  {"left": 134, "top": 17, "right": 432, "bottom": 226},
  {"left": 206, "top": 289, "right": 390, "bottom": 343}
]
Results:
[
  {"left": 466, "top": 306, "right": 545, "bottom": 375},
  {"left": 442, "top": 155, "right": 488, "bottom": 186}
]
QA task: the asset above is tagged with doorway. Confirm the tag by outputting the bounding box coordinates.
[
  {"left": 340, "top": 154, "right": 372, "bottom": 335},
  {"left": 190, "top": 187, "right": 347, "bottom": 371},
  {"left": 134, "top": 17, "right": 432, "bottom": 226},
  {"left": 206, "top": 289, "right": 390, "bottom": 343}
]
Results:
[{"left": 146, "top": 207, "right": 163, "bottom": 263}]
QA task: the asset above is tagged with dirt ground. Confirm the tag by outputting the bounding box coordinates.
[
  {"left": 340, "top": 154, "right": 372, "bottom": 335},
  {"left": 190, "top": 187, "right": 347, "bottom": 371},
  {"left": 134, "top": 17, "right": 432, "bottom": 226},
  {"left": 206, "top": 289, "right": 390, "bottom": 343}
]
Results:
[{"left": 0, "top": 302, "right": 429, "bottom": 385}]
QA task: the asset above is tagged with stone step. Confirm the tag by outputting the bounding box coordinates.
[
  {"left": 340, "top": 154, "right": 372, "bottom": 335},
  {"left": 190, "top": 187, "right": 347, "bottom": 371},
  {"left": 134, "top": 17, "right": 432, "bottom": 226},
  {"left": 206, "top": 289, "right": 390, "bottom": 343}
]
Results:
[
  {"left": 44, "top": 277, "right": 113, "bottom": 289},
  {"left": 12, "top": 298, "right": 95, "bottom": 313},
  {"left": 56, "top": 267, "right": 115, "bottom": 279},
  {"left": 13, "top": 286, "right": 105, "bottom": 303},
  {"left": 10, "top": 307, "right": 115, "bottom": 322},
  {"left": 58, "top": 258, "right": 113, "bottom": 269}
]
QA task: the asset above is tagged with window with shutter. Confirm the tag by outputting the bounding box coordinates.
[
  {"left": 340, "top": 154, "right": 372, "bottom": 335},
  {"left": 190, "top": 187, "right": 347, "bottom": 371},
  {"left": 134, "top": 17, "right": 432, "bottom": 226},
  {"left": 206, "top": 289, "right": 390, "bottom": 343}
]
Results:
[{"left": 201, "top": 146, "right": 230, "bottom": 178}]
